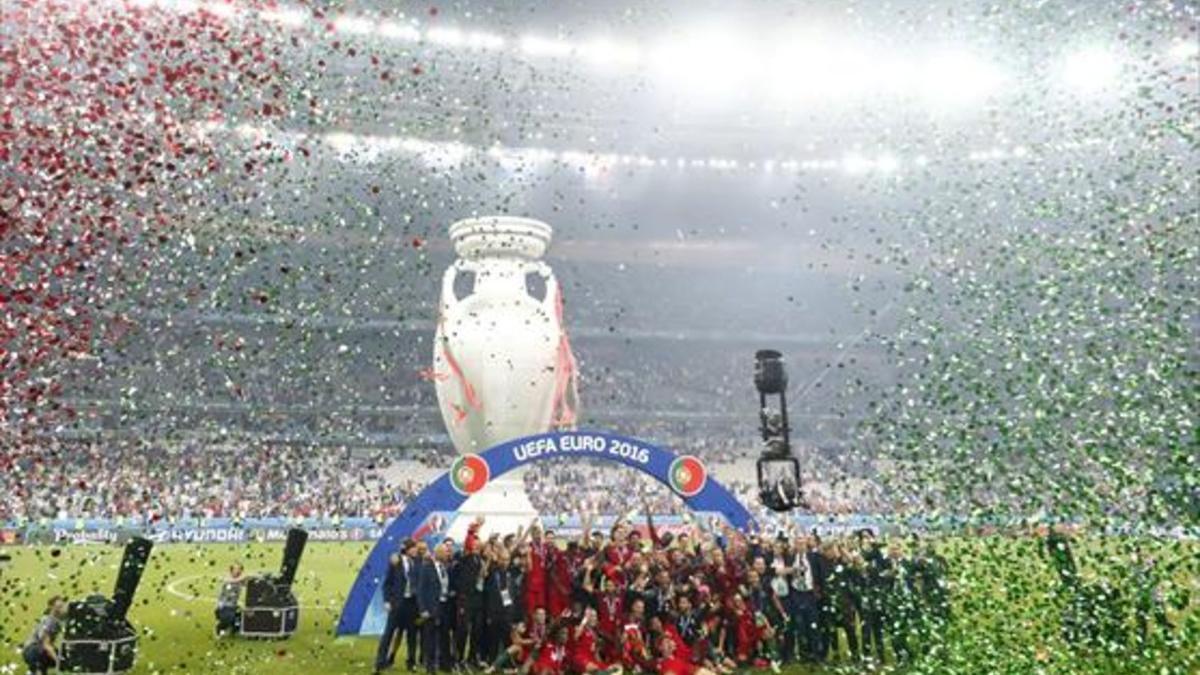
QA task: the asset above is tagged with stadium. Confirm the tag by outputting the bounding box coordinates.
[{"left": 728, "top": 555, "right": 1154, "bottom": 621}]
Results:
[{"left": 1, "top": 0, "right": 1197, "bottom": 674}]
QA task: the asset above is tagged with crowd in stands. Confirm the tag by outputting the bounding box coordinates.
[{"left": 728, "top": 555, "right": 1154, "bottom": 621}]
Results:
[
  {"left": 0, "top": 441, "right": 420, "bottom": 522},
  {"left": 372, "top": 515, "right": 952, "bottom": 674},
  {"left": 523, "top": 460, "right": 886, "bottom": 523},
  {"left": 1, "top": 436, "right": 887, "bottom": 523},
  {"left": 524, "top": 465, "right": 685, "bottom": 517}
]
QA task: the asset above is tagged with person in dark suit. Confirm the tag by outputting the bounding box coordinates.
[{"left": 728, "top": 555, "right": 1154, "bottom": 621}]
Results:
[
  {"left": 858, "top": 529, "right": 890, "bottom": 662},
  {"left": 783, "top": 534, "right": 824, "bottom": 663},
  {"left": 887, "top": 541, "right": 919, "bottom": 661},
  {"left": 401, "top": 542, "right": 424, "bottom": 670},
  {"left": 375, "top": 539, "right": 418, "bottom": 673},
  {"left": 807, "top": 535, "right": 830, "bottom": 659},
  {"left": 453, "top": 538, "right": 486, "bottom": 668},
  {"left": 483, "top": 547, "right": 520, "bottom": 660},
  {"left": 418, "top": 542, "right": 452, "bottom": 674}
]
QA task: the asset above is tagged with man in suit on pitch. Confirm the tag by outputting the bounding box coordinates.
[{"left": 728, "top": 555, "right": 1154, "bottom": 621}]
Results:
[
  {"left": 375, "top": 539, "right": 418, "bottom": 673},
  {"left": 418, "top": 541, "right": 453, "bottom": 674}
]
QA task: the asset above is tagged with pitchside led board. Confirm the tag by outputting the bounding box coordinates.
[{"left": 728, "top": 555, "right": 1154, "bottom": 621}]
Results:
[{"left": 337, "top": 430, "right": 754, "bottom": 636}]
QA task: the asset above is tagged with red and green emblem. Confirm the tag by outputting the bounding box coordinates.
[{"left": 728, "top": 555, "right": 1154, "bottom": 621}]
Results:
[
  {"left": 449, "top": 454, "right": 490, "bottom": 495},
  {"left": 668, "top": 455, "right": 707, "bottom": 497}
]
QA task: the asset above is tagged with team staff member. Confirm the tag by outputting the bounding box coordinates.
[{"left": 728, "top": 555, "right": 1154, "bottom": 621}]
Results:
[
  {"left": 376, "top": 539, "right": 418, "bottom": 673},
  {"left": 418, "top": 542, "right": 454, "bottom": 674},
  {"left": 23, "top": 596, "right": 67, "bottom": 674}
]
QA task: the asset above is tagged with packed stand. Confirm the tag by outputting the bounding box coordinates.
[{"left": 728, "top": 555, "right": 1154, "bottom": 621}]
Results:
[
  {"left": 524, "top": 463, "right": 684, "bottom": 517},
  {"left": 522, "top": 461, "right": 888, "bottom": 521},
  {"left": 0, "top": 441, "right": 420, "bottom": 522}
]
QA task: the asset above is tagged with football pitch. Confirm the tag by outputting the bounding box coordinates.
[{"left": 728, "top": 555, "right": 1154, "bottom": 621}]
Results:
[{"left": 1, "top": 538, "right": 1196, "bottom": 674}]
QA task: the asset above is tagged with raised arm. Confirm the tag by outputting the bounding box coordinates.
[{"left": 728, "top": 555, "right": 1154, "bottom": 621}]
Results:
[
  {"left": 580, "top": 511, "right": 593, "bottom": 543},
  {"left": 581, "top": 557, "right": 596, "bottom": 594},
  {"left": 644, "top": 502, "right": 663, "bottom": 548},
  {"left": 465, "top": 515, "right": 484, "bottom": 552}
]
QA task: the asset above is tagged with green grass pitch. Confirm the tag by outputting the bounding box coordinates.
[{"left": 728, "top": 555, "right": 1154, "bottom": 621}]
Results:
[{"left": 1, "top": 538, "right": 1197, "bottom": 674}]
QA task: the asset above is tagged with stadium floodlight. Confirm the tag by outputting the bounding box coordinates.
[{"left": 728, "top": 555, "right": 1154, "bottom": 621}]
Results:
[
  {"left": 521, "top": 35, "right": 573, "bottom": 58},
  {"left": 324, "top": 132, "right": 358, "bottom": 155},
  {"left": 841, "top": 153, "right": 872, "bottom": 174},
  {"left": 754, "top": 350, "right": 803, "bottom": 512},
  {"left": 919, "top": 50, "right": 1007, "bottom": 108},
  {"left": 579, "top": 38, "right": 641, "bottom": 67},
  {"left": 651, "top": 25, "right": 755, "bottom": 100},
  {"left": 467, "top": 31, "right": 506, "bottom": 50},
  {"left": 427, "top": 27, "right": 466, "bottom": 47},
  {"left": 334, "top": 16, "right": 375, "bottom": 35},
  {"left": 1061, "top": 46, "right": 1120, "bottom": 92},
  {"left": 259, "top": 7, "right": 306, "bottom": 28},
  {"left": 767, "top": 37, "right": 876, "bottom": 102},
  {"left": 378, "top": 21, "right": 421, "bottom": 42},
  {"left": 1168, "top": 39, "right": 1198, "bottom": 61},
  {"left": 143, "top": 0, "right": 200, "bottom": 12}
]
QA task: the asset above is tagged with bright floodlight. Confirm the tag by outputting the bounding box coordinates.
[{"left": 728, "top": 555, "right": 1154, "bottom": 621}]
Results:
[
  {"left": 841, "top": 153, "right": 872, "bottom": 174},
  {"left": 651, "top": 25, "right": 756, "bottom": 101},
  {"left": 378, "top": 21, "right": 421, "bottom": 42},
  {"left": 202, "top": 2, "right": 239, "bottom": 18},
  {"left": 259, "top": 8, "right": 306, "bottom": 28},
  {"left": 324, "top": 132, "right": 358, "bottom": 155},
  {"left": 466, "top": 31, "right": 506, "bottom": 50},
  {"left": 427, "top": 27, "right": 465, "bottom": 47},
  {"left": 767, "top": 38, "right": 876, "bottom": 101},
  {"left": 333, "top": 16, "right": 375, "bottom": 35},
  {"left": 1061, "top": 46, "right": 1120, "bottom": 92},
  {"left": 579, "top": 38, "right": 641, "bottom": 67},
  {"left": 1168, "top": 39, "right": 1199, "bottom": 61},
  {"left": 875, "top": 154, "right": 899, "bottom": 173},
  {"left": 520, "top": 35, "right": 572, "bottom": 58},
  {"left": 919, "top": 50, "right": 1007, "bottom": 108}
]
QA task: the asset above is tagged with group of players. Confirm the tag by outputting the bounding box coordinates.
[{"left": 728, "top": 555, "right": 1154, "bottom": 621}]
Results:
[{"left": 373, "top": 513, "right": 951, "bottom": 674}]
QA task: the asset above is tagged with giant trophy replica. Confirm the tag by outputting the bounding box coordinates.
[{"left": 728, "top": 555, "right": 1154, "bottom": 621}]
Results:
[
  {"left": 432, "top": 216, "right": 580, "bottom": 534},
  {"left": 60, "top": 537, "right": 153, "bottom": 673}
]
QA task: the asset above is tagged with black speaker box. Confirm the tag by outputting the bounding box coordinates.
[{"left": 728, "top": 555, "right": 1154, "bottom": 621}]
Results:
[
  {"left": 60, "top": 538, "right": 152, "bottom": 673},
  {"left": 238, "top": 528, "right": 307, "bottom": 638}
]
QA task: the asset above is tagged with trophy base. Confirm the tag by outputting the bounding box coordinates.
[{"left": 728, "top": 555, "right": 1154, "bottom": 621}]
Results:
[{"left": 450, "top": 469, "right": 539, "bottom": 537}]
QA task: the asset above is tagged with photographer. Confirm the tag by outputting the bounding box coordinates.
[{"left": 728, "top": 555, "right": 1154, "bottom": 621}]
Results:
[
  {"left": 214, "top": 562, "right": 246, "bottom": 636},
  {"left": 22, "top": 596, "right": 67, "bottom": 674}
]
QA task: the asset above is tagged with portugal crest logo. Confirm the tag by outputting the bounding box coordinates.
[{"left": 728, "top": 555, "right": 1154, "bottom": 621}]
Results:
[
  {"left": 668, "top": 455, "right": 707, "bottom": 497},
  {"left": 449, "top": 454, "right": 490, "bottom": 495}
]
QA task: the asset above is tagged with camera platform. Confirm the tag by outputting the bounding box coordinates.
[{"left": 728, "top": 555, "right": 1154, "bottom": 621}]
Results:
[
  {"left": 60, "top": 628, "right": 138, "bottom": 674},
  {"left": 60, "top": 538, "right": 153, "bottom": 674},
  {"left": 240, "top": 602, "right": 300, "bottom": 638},
  {"left": 237, "top": 529, "right": 308, "bottom": 638},
  {"left": 240, "top": 575, "right": 300, "bottom": 638}
]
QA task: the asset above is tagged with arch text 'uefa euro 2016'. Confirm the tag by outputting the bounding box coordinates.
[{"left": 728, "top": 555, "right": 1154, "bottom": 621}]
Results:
[{"left": 336, "top": 430, "right": 754, "bottom": 636}]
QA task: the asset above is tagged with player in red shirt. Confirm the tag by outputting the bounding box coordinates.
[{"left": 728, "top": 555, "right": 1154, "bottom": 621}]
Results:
[
  {"left": 546, "top": 530, "right": 573, "bottom": 618},
  {"left": 526, "top": 521, "right": 549, "bottom": 623},
  {"left": 656, "top": 632, "right": 718, "bottom": 675},
  {"left": 620, "top": 599, "right": 655, "bottom": 673},
  {"left": 484, "top": 618, "right": 533, "bottom": 674},
  {"left": 605, "top": 522, "right": 634, "bottom": 567},
  {"left": 530, "top": 624, "right": 569, "bottom": 675},
  {"left": 570, "top": 607, "right": 622, "bottom": 675},
  {"left": 583, "top": 564, "right": 626, "bottom": 662}
]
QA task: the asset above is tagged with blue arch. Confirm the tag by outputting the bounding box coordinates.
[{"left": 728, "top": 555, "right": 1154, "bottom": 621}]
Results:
[{"left": 336, "top": 430, "right": 755, "bottom": 636}]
